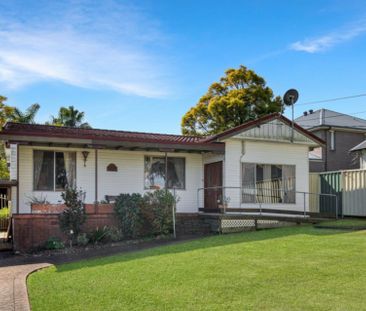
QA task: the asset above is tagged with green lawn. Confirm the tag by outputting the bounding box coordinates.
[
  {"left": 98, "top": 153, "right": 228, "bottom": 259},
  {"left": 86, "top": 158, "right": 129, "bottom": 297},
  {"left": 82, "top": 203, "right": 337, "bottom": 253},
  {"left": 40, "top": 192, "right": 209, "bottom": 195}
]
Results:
[
  {"left": 317, "top": 218, "right": 366, "bottom": 228},
  {"left": 28, "top": 226, "right": 366, "bottom": 311}
]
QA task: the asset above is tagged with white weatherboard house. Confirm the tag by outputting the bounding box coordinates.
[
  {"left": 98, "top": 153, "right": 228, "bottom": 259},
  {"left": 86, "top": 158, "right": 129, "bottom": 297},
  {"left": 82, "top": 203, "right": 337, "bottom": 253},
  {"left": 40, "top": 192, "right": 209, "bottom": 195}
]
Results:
[{"left": 0, "top": 113, "right": 324, "bottom": 219}]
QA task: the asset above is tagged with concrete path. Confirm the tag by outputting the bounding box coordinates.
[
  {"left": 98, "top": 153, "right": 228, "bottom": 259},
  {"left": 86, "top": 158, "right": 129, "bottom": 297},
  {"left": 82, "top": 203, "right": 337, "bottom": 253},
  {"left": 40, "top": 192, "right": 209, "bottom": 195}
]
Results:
[{"left": 0, "top": 261, "right": 51, "bottom": 311}]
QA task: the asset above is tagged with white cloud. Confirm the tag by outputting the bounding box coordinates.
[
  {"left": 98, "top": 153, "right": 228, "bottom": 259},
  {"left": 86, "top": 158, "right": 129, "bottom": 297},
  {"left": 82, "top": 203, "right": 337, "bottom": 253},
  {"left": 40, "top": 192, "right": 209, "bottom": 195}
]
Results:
[
  {"left": 0, "top": 1, "right": 172, "bottom": 98},
  {"left": 290, "top": 21, "right": 366, "bottom": 53}
]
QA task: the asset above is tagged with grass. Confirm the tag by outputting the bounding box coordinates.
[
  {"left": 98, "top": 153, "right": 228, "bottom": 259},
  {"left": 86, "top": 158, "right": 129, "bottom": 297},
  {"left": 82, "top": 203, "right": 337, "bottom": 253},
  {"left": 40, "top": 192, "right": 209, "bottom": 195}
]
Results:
[
  {"left": 317, "top": 218, "right": 366, "bottom": 228},
  {"left": 28, "top": 226, "right": 366, "bottom": 311}
]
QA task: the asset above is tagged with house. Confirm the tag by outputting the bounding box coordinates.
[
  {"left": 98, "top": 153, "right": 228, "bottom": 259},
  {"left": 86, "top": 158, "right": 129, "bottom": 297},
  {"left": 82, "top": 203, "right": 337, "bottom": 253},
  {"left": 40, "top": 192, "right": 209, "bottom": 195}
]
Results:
[
  {"left": 295, "top": 109, "right": 366, "bottom": 172},
  {"left": 350, "top": 140, "right": 366, "bottom": 169},
  {"left": 0, "top": 113, "right": 324, "bottom": 250}
]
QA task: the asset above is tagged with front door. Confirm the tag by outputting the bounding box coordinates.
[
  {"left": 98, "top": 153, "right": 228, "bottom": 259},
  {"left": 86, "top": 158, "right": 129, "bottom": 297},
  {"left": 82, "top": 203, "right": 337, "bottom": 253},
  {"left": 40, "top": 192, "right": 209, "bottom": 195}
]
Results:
[{"left": 204, "top": 161, "right": 223, "bottom": 210}]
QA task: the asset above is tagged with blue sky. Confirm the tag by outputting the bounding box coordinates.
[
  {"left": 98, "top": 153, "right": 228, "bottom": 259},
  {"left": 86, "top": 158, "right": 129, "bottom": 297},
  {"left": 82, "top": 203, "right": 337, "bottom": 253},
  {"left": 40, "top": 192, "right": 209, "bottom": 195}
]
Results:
[{"left": 1, "top": 0, "right": 366, "bottom": 133}]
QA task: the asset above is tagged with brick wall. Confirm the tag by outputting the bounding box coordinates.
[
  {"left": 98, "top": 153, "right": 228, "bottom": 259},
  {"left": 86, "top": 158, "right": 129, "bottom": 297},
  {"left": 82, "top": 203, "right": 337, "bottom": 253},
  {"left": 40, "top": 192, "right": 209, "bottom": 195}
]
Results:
[
  {"left": 175, "top": 213, "right": 211, "bottom": 235},
  {"left": 13, "top": 205, "right": 118, "bottom": 252}
]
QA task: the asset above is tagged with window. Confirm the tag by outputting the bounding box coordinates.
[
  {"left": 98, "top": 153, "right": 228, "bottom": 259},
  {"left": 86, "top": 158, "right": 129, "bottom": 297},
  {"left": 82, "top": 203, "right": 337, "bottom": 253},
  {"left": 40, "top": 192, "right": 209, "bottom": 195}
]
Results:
[
  {"left": 242, "top": 163, "right": 296, "bottom": 204},
  {"left": 34, "top": 151, "right": 76, "bottom": 191},
  {"left": 144, "top": 156, "right": 185, "bottom": 189}
]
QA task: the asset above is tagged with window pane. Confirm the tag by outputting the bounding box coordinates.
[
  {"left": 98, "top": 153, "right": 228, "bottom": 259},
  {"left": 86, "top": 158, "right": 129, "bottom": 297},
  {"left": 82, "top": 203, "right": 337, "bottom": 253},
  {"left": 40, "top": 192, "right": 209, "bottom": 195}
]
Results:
[
  {"left": 34, "top": 151, "right": 54, "bottom": 191},
  {"left": 144, "top": 157, "right": 166, "bottom": 190},
  {"left": 167, "top": 158, "right": 185, "bottom": 189},
  {"left": 242, "top": 163, "right": 296, "bottom": 204}
]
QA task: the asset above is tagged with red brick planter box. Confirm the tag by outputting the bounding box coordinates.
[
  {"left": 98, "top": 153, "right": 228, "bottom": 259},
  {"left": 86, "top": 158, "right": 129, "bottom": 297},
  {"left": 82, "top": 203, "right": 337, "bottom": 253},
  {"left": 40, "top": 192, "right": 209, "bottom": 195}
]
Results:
[
  {"left": 32, "top": 203, "right": 114, "bottom": 214},
  {"left": 31, "top": 204, "right": 66, "bottom": 214}
]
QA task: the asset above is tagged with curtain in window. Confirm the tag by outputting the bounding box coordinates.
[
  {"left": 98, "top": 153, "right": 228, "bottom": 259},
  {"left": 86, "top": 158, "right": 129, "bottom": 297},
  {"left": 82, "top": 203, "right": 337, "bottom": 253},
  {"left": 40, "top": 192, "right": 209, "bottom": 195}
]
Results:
[
  {"left": 283, "top": 165, "right": 296, "bottom": 203},
  {"left": 33, "top": 151, "right": 44, "bottom": 190},
  {"left": 242, "top": 163, "right": 255, "bottom": 203},
  {"left": 64, "top": 152, "right": 76, "bottom": 188},
  {"left": 167, "top": 158, "right": 185, "bottom": 189}
]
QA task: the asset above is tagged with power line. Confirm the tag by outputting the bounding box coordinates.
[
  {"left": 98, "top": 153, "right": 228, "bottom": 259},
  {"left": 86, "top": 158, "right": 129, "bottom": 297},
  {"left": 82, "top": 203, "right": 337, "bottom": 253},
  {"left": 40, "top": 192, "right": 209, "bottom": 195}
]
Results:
[{"left": 297, "top": 93, "right": 366, "bottom": 106}]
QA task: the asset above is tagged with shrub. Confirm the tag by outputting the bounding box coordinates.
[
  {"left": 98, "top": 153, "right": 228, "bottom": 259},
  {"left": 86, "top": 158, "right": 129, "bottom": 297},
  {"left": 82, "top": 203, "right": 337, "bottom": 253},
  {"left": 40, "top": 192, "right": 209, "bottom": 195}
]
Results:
[
  {"left": 144, "top": 190, "right": 178, "bottom": 235},
  {"left": 45, "top": 237, "right": 64, "bottom": 250},
  {"left": 76, "top": 233, "right": 89, "bottom": 246},
  {"left": 105, "top": 226, "right": 123, "bottom": 242},
  {"left": 114, "top": 193, "right": 144, "bottom": 238},
  {"left": 0, "top": 207, "right": 9, "bottom": 219},
  {"left": 58, "top": 186, "right": 87, "bottom": 240},
  {"left": 88, "top": 226, "right": 110, "bottom": 244}
]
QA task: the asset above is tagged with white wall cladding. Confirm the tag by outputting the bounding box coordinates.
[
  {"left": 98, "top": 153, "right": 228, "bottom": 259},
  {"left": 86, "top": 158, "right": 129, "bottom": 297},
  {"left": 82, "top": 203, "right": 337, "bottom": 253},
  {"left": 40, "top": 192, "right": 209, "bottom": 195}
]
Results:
[
  {"left": 17, "top": 146, "right": 203, "bottom": 214},
  {"left": 97, "top": 150, "right": 203, "bottom": 213},
  {"left": 202, "top": 153, "right": 224, "bottom": 165},
  {"left": 18, "top": 145, "right": 96, "bottom": 213},
  {"left": 10, "top": 144, "right": 17, "bottom": 180},
  {"left": 232, "top": 119, "right": 317, "bottom": 146},
  {"left": 223, "top": 139, "right": 310, "bottom": 211}
]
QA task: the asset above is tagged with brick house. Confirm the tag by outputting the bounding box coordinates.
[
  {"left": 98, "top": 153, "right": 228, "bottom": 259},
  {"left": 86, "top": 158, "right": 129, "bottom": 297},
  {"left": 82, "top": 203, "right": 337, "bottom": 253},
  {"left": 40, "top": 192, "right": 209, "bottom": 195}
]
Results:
[{"left": 295, "top": 109, "right": 366, "bottom": 172}]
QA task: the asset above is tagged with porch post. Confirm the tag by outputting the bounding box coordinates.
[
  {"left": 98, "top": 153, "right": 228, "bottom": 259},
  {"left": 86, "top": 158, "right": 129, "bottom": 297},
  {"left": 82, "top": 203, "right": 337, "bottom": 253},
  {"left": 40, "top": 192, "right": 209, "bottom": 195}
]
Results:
[
  {"left": 164, "top": 152, "right": 168, "bottom": 190},
  {"left": 95, "top": 149, "right": 98, "bottom": 203}
]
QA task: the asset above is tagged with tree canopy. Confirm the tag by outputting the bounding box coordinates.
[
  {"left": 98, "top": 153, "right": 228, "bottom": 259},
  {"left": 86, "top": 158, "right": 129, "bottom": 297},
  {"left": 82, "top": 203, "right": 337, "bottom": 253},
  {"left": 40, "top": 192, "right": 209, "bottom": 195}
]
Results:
[
  {"left": 11, "top": 103, "right": 40, "bottom": 124},
  {"left": 48, "top": 106, "right": 91, "bottom": 128},
  {"left": 0, "top": 96, "right": 15, "bottom": 128},
  {"left": 181, "top": 66, "right": 283, "bottom": 136}
]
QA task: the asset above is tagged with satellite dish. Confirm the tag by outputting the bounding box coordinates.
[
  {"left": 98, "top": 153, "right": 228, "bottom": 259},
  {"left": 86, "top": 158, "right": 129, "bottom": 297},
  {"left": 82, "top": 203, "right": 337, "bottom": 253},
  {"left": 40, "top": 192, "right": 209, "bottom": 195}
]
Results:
[{"left": 283, "top": 89, "right": 299, "bottom": 106}]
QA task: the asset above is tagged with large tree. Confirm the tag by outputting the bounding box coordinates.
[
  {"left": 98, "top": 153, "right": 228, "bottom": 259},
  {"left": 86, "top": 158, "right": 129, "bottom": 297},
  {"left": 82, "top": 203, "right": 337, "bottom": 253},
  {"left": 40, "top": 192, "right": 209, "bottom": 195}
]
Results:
[
  {"left": 181, "top": 66, "right": 283, "bottom": 136},
  {"left": 11, "top": 103, "right": 40, "bottom": 124},
  {"left": 48, "top": 106, "right": 91, "bottom": 128}
]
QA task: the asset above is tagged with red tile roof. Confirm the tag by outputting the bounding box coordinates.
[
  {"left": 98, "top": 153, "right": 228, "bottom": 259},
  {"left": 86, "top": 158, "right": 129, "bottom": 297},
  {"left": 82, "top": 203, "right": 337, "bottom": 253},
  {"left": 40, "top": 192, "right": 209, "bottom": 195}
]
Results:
[
  {"left": 0, "top": 113, "right": 324, "bottom": 149},
  {"left": 0, "top": 122, "right": 217, "bottom": 146}
]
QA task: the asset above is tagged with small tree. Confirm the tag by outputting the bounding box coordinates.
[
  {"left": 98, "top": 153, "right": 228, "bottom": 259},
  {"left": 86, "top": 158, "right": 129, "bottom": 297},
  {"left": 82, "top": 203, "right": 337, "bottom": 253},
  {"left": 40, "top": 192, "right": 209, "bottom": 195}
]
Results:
[{"left": 59, "top": 187, "right": 87, "bottom": 241}]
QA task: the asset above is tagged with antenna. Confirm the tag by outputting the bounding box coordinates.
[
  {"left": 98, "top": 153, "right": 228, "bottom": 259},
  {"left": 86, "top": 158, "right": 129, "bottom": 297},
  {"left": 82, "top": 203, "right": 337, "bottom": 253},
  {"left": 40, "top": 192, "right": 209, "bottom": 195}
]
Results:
[{"left": 283, "top": 89, "right": 299, "bottom": 142}]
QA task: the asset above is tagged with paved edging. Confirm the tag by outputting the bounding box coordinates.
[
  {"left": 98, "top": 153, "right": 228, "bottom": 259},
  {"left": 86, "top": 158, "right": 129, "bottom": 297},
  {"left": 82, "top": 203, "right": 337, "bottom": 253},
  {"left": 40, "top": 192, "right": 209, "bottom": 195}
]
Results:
[{"left": 0, "top": 263, "right": 52, "bottom": 311}]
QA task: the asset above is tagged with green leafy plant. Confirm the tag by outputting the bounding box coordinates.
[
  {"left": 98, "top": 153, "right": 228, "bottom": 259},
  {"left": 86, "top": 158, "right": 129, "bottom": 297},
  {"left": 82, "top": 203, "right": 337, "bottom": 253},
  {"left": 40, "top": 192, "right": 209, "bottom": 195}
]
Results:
[
  {"left": 105, "top": 226, "right": 123, "bottom": 242},
  {"left": 26, "top": 194, "right": 50, "bottom": 205},
  {"left": 76, "top": 233, "right": 89, "bottom": 246},
  {"left": 144, "top": 190, "right": 179, "bottom": 235},
  {"left": 88, "top": 226, "right": 110, "bottom": 244},
  {"left": 58, "top": 186, "right": 86, "bottom": 241},
  {"left": 0, "top": 207, "right": 9, "bottom": 219},
  {"left": 45, "top": 237, "right": 64, "bottom": 250},
  {"left": 114, "top": 193, "right": 144, "bottom": 238}
]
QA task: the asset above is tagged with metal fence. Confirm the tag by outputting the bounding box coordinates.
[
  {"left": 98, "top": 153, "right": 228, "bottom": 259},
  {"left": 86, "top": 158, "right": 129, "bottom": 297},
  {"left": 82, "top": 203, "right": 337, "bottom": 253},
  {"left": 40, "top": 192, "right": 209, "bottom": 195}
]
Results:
[
  {"left": 197, "top": 186, "right": 338, "bottom": 219},
  {"left": 310, "top": 169, "right": 366, "bottom": 217}
]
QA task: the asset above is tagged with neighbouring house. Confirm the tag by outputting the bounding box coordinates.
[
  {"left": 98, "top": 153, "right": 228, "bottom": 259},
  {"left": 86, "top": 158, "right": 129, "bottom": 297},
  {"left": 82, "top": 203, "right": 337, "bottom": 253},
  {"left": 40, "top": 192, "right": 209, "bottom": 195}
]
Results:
[
  {"left": 295, "top": 109, "right": 366, "bottom": 172},
  {"left": 350, "top": 140, "right": 366, "bottom": 169},
  {"left": 0, "top": 113, "right": 324, "bottom": 251}
]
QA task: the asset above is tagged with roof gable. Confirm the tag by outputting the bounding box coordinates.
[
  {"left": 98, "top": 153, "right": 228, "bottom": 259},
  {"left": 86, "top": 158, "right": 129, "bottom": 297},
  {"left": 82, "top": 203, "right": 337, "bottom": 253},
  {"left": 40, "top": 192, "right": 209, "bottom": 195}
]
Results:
[{"left": 205, "top": 113, "right": 325, "bottom": 146}]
